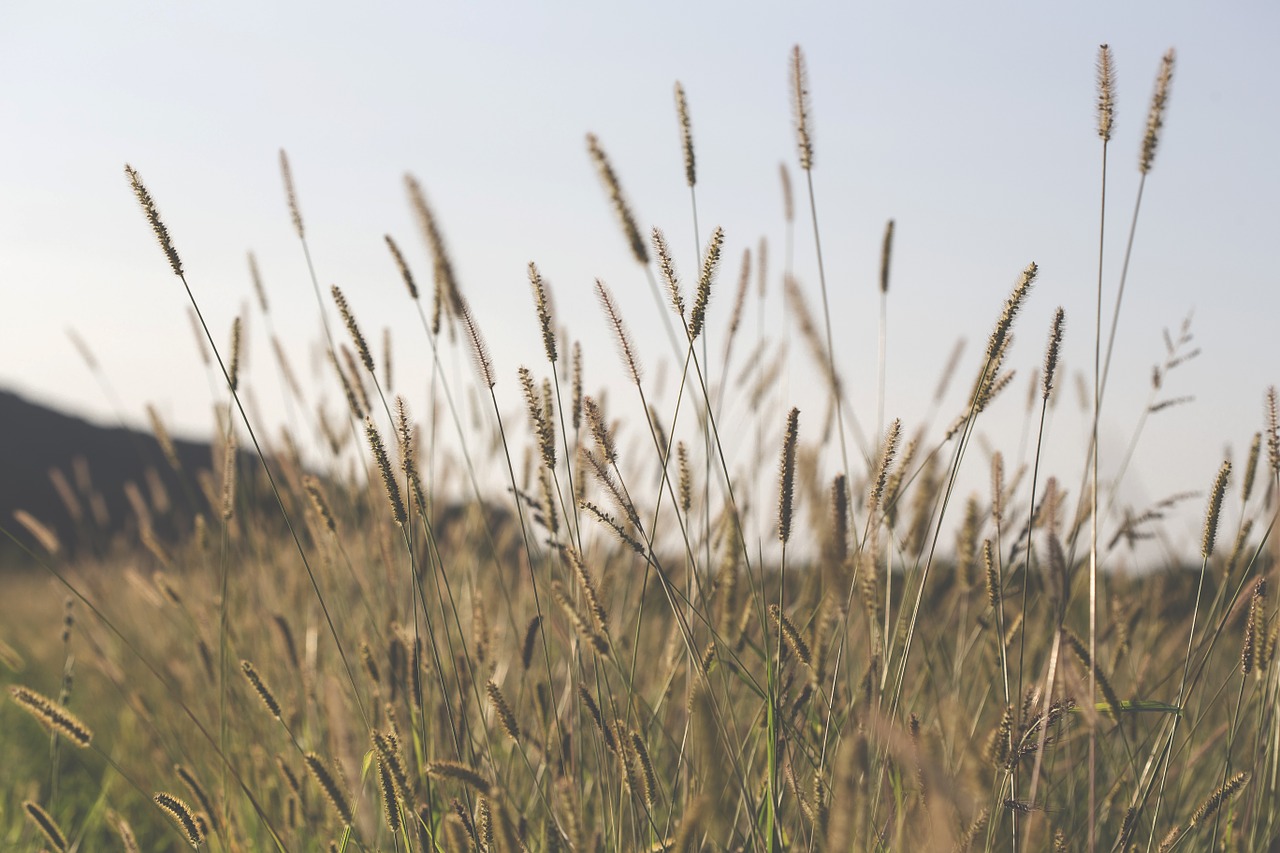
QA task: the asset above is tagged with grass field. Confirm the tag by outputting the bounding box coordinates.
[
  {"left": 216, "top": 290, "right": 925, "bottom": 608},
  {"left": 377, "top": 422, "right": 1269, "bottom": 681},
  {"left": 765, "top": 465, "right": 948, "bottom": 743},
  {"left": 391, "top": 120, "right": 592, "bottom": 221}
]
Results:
[{"left": 2, "top": 45, "right": 1278, "bottom": 852}]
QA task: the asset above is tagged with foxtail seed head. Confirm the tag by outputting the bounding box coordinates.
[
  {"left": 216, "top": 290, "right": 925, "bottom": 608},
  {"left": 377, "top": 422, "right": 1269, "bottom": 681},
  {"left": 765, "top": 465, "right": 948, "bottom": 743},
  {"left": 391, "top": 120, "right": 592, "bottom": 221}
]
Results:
[
  {"left": 791, "top": 46, "right": 814, "bottom": 170},
  {"left": 1096, "top": 45, "right": 1115, "bottom": 142},
  {"left": 586, "top": 134, "right": 649, "bottom": 264},
  {"left": 1202, "top": 461, "right": 1230, "bottom": 560},
  {"left": 675, "top": 82, "right": 696, "bottom": 188},
  {"left": 125, "top": 164, "right": 183, "bottom": 276},
  {"left": 1042, "top": 307, "right": 1065, "bottom": 401},
  {"left": 1139, "top": 49, "right": 1175, "bottom": 174},
  {"left": 778, "top": 408, "right": 800, "bottom": 543}
]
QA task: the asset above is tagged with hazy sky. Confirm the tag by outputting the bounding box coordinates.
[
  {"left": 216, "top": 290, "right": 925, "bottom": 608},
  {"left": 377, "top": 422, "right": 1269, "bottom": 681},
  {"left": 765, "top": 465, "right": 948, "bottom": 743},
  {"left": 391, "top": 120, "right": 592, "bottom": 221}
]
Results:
[{"left": 2, "top": 2, "right": 1276, "bottom": 564}]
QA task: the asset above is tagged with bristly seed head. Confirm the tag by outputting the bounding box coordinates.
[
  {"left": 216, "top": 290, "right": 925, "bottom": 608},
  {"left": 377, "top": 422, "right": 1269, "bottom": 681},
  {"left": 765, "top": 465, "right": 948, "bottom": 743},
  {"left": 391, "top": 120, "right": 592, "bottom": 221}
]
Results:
[
  {"left": 528, "top": 261, "right": 558, "bottom": 364},
  {"left": 987, "top": 262, "right": 1038, "bottom": 362},
  {"left": 1265, "top": 386, "right": 1279, "bottom": 475},
  {"left": 1202, "top": 460, "right": 1230, "bottom": 560},
  {"left": 366, "top": 417, "right": 408, "bottom": 526},
  {"left": 332, "top": 285, "right": 375, "bottom": 375},
  {"left": 24, "top": 800, "right": 68, "bottom": 852},
  {"left": 153, "top": 792, "right": 204, "bottom": 848},
  {"left": 879, "top": 220, "right": 895, "bottom": 294},
  {"left": 675, "top": 81, "right": 696, "bottom": 188},
  {"left": 868, "top": 419, "right": 902, "bottom": 515},
  {"left": 690, "top": 226, "right": 724, "bottom": 341},
  {"left": 1042, "top": 307, "right": 1065, "bottom": 401},
  {"left": 652, "top": 228, "right": 685, "bottom": 320},
  {"left": 125, "top": 164, "right": 184, "bottom": 277},
  {"left": 595, "top": 279, "right": 642, "bottom": 386},
  {"left": 279, "top": 149, "right": 305, "bottom": 239},
  {"left": 1096, "top": 44, "right": 1115, "bottom": 142},
  {"left": 790, "top": 46, "right": 814, "bottom": 170},
  {"left": 778, "top": 407, "right": 800, "bottom": 543},
  {"left": 385, "top": 234, "right": 418, "bottom": 300},
  {"left": 1139, "top": 49, "right": 1175, "bottom": 174},
  {"left": 586, "top": 133, "right": 649, "bottom": 265}
]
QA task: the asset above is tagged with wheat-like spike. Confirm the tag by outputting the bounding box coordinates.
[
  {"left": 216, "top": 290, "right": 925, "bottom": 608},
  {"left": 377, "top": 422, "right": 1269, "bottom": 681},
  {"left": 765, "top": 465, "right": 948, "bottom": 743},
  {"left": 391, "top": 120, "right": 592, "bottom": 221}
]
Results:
[
  {"left": 828, "top": 474, "right": 850, "bottom": 566},
  {"left": 1265, "top": 387, "right": 1279, "bottom": 475},
  {"left": 372, "top": 730, "right": 409, "bottom": 802},
  {"left": 429, "top": 760, "right": 492, "bottom": 794},
  {"left": 124, "top": 164, "right": 183, "bottom": 276},
  {"left": 394, "top": 397, "right": 428, "bottom": 519},
  {"left": 245, "top": 252, "right": 269, "bottom": 314},
  {"left": 1190, "top": 771, "right": 1249, "bottom": 826},
  {"left": 331, "top": 285, "right": 375, "bottom": 374},
  {"left": 302, "top": 475, "right": 338, "bottom": 535},
  {"left": 1062, "top": 630, "right": 1121, "bottom": 718},
  {"left": 583, "top": 396, "right": 617, "bottom": 465},
  {"left": 304, "top": 752, "right": 353, "bottom": 825},
  {"left": 586, "top": 134, "right": 648, "bottom": 264},
  {"left": 983, "top": 540, "right": 1001, "bottom": 609},
  {"left": 790, "top": 46, "right": 814, "bottom": 170},
  {"left": 1242, "top": 432, "right": 1262, "bottom": 506},
  {"left": 1139, "top": 49, "right": 1176, "bottom": 174},
  {"left": 674, "top": 81, "right": 696, "bottom": 188},
  {"left": 176, "top": 764, "right": 219, "bottom": 834},
  {"left": 778, "top": 407, "right": 800, "bottom": 543},
  {"left": 726, "top": 247, "right": 751, "bottom": 346},
  {"left": 277, "top": 149, "right": 305, "bottom": 239},
  {"left": 580, "top": 500, "right": 644, "bottom": 554},
  {"left": 770, "top": 604, "right": 812, "bottom": 667},
  {"left": 404, "top": 173, "right": 462, "bottom": 313},
  {"left": 8, "top": 685, "right": 92, "bottom": 746},
  {"left": 521, "top": 615, "right": 542, "bottom": 671},
  {"left": 225, "top": 315, "right": 243, "bottom": 393},
  {"left": 630, "top": 731, "right": 658, "bottom": 808},
  {"left": 987, "top": 262, "right": 1038, "bottom": 363},
  {"left": 125, "top": 165, "right": 185, "bottom": 281},
  {"left": 486, "top": 679, "right": 521, "bottom": 742},
  {"left": 340, "top": 345, "right": 372, "bottom": 417},
  {"left": 365, "top": 417, "right": 408, "bottom": 526},
  {"left": 527, "top": 261, "right": 558, "bottom": 364},
  {"left": 571, "top": 341, "right": 583, "bottom": 431},
  {"left": 652, "top": 227, "right": 685, "bottom": 321},
  {"left": 594, "top": 279, "right": 643, "bottom": 385},
  {"left": 457, "top": 296, "right": 496, "bottom": 388},
  {"left": 553, "top": 580, "right": 610, "bottom": 656},
  {"left": 677, "top": 442, "right": 692, "bottom": 514},
  {"left": 23, "top": 800, "right": 67, "bottom": 852},
  {"left": 1096, "top": 45, "right": 1115, "bottom": 141},
  {"left": 146, "top": 404, "right": 181, "bottom": 471},
  {"left": 578, "top": 685, "right": 617, "bottom": 753},
  {"left": 868, "top": 419, "right": 902, "bottom": 515},
  {"left": 154, "top": 792, "right": 204, "bottom": 848},
  {"left": 1202, "top": 461, "right": 1231, "bottom": 559},
  {"left": 565, "top": 545, "right": 609, "bottom": 633},
  {"left": 374, "top": 746, "right": 401, "bottom": 833},
  {"left": 240, "top": 660, "right": 282, "bottom": 719},
  {"left": 220, "top": 429, "right": 237, "bottom": 521},
  {"left": 580, "top": 446, "right": 639, "bottom": 529},
  {"left": 107, "top": 809, "right": 140, "bottom": 853},
  {"left": 1042, "top": 307, "right": 1065, "bottom": 401},
  {"left": 690, "top": 225, "right": 724, "bottom": 341},
  {"left": 384, "top": 234, "right": 418, "bottom": 300},
  {"left": 1243, "top": 578, "right": 1266, "bottom": 675},
  {"left": 12, "top": 509, "right": 61, "bottom": 556}
]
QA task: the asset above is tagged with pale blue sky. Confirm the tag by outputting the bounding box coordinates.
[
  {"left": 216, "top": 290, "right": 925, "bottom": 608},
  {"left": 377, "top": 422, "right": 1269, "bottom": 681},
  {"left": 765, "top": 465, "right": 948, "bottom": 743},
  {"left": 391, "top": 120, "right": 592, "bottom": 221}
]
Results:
[{"left": 1, "top": 2, "right": 1276, "bottom": 563}]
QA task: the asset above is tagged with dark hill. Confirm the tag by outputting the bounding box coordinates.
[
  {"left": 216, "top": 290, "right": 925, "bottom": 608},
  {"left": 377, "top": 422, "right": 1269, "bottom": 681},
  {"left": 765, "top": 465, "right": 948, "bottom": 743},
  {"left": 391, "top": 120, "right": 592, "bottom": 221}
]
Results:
[{"left": 0, "top": 389, "right": 227, "bottom": 562}]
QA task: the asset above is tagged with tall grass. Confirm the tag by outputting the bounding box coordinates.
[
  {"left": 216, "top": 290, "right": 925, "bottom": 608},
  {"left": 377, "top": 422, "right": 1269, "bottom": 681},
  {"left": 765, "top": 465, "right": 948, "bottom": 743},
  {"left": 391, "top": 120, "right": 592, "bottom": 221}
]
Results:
[{"left": 2, "top": 44, "right": 1278, "bottom": 853}]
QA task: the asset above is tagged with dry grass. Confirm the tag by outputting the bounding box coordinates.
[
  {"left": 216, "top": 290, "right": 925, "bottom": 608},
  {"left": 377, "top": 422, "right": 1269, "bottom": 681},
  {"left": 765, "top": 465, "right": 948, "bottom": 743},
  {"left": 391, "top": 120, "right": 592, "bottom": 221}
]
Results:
[{"left": 1, "top": 44, "right": 1278, "bottom": 853}]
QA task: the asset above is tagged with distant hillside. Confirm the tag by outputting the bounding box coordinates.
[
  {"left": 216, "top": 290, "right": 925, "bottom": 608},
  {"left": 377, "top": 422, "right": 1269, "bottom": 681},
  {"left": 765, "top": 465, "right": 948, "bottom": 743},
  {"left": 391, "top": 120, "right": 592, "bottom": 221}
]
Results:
[{"left": 0, "top": 389, "right": 226, "bottom": 562}]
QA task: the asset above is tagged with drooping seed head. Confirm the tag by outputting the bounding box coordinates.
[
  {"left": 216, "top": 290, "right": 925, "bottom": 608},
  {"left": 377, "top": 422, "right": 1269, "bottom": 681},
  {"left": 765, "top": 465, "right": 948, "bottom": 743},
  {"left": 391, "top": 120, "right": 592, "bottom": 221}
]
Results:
[
  {"left": 23, "top": 800, "right": 68, "bottom": 852},
  {"left": 594, "top": 279, "right": 642, "bottom": 385},
  {"left": 154, "top": 792, "right": 204, "bottom": 848},
  {"left": 279, "top": 149, "right": 305, "bottom": 239},
  {"left": 385, "top": 234, "right": 418, "bottom": 300}
]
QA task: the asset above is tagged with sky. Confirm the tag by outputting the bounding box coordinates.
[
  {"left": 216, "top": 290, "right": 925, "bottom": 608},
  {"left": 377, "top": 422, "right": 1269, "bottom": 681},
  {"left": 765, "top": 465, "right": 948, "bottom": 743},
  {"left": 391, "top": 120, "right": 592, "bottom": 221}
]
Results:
[{"left": 1, "top": 2, "right": 1277, "bottom": 566}]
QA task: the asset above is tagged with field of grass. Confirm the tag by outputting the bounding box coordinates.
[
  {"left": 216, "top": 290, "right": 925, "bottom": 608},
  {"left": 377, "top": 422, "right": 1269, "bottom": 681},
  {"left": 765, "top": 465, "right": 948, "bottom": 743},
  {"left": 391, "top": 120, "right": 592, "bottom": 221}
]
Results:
[{"left": 2, "top": 45, "right": 1279, "bottom": 852}]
